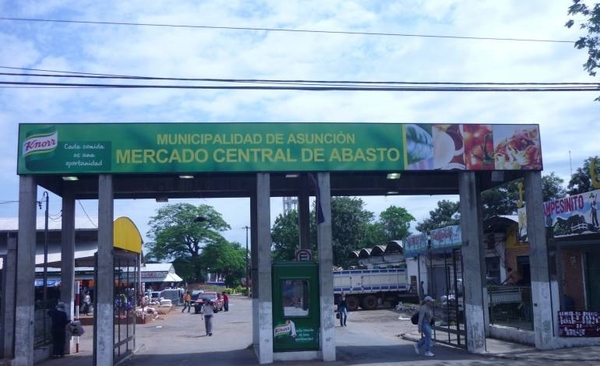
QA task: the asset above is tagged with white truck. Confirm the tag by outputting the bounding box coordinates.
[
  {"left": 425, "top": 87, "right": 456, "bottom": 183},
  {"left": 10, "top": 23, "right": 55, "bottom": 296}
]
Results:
[{"left": 333, "top": 268, "right": 415, "bottom": 311}]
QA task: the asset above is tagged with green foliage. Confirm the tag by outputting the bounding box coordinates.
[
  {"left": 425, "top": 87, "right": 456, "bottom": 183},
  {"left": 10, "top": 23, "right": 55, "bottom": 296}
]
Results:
[
  {"left": 566, "top": 1, "right": 600, "bottom": 101},
  {"left": 415, "top": 200, "right": 460, "bottom": 232},
  {"left": 416, "top": 173, "right": 567, "bottom": 233},
  {"left": 145, "top": 202, "right": 233, "bottom": 283},
  {"left": 329, "top": 197, "right": 374, "bottom": 268},
  {"left": 271, "top": 210, "right": 307, "bottom": 261},
  {"left": 542, "top": 172, "right": 568, "bottom": 200},
  {"left": 199, "top": 240, "right": 246, "bottom": 288},
  {"left": 379, "top": 205, "right": 415, "bottom": 240},
  {"left": 481, "top": 181, "right": 521, "bottom": 218},
  {"left": 568, "top": 156, "right": 600, "bottom": 194},
  {"left": 270, "top": 197, "right": 414, "bottom": 268}
]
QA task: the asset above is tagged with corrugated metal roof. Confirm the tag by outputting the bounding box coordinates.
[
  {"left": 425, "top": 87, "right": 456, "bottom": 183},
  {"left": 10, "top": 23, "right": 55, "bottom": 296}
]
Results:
[{"left": 141, "top": 262, "right": 174, "bottom": 272}]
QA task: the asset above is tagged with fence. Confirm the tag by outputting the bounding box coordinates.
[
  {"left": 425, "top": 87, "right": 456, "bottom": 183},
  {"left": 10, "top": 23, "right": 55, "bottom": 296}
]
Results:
[{"left": 488, "top": 285, "right": 533, "bottom": 330}]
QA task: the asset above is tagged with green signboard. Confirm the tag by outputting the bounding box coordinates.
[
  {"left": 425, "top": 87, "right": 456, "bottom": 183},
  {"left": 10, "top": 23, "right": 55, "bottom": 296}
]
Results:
[
  {"left": 272, "top": 261, "right": 320, "bottom": 352},
  {"left": 17, "top": 123, "right": 543, "bottom": 175}
]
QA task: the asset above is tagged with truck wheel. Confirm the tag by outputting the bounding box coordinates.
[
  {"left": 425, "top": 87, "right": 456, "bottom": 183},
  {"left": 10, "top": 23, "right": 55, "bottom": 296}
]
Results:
[
  {"left": 346, "top": 296, "right": 360, "bottom": 311},
  {"left": 361, "top": 295, "right": 378, "bottom": 310}
]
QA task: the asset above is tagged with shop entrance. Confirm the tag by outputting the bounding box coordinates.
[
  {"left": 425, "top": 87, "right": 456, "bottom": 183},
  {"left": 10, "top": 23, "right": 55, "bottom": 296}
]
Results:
[
  {"left": 585, "top": 250, "right": 600, "bottom": 311},
  {"left": 429, "top": 248, "right": 466, "bottom": 349}
]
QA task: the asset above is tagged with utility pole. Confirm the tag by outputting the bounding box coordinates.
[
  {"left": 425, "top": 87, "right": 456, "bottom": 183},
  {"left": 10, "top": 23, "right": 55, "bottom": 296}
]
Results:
[{"left": 245, "top": 226, "right": 250, "bottom": 297}]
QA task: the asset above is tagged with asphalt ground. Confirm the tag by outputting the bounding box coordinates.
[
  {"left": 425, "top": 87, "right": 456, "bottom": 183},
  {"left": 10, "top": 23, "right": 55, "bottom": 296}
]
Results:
[{"left": 37, "top": 295, "right": 600, "bottom": 366}]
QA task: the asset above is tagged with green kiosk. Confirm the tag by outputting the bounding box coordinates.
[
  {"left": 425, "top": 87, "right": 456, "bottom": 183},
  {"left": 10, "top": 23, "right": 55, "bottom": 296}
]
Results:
[{"left": 272, "top": 261, "right": 320, "bottom": 352}]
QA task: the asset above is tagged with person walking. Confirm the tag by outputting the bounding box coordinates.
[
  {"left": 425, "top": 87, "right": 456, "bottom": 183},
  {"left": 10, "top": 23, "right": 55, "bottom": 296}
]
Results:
[
  {"left": 222, "top": 291, "right": 229, "bottom": 312},
  {"left": 47, "top": 302, "right": 70, "bottom": 358},
  {"left": 414, "top": 296, "right": 435, "bottom": 357},
  {"left": 201, "top": 299, "right": 216, "bottom": 336},
  {"left": 82, "top": 291, "right": 91, "bottom": 315},
  {"left": 337, "top": 293, "right": 348, "bottom": 327},
  {"left": 182, "top": 291, "right": 192, "bottom": 313}
]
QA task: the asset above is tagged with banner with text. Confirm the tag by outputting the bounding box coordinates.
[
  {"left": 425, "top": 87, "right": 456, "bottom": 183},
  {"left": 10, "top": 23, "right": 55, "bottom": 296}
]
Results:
[
  {"left": 404, "top": 232, "right": 429, "bottom": 257},
  {"left": 543, "top": 188, "right": 600, "bottom": 237},
  {"left": 430, "top": 225, "right": 462, "bottom": 250},
  {"left": 18, "top": 123, "right": 543, "bottom": 174}
]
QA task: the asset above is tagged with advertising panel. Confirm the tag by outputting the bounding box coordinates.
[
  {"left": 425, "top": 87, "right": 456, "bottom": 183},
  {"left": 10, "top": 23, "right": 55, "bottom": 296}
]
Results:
[
  {"left": 404, "top": 232, "right": 428, "bottom": 257},
  {"left": 430, "top": 225, "right": 462, "bottom": 249},
  {"left": 17, "top": 123, "right": 543, "bottom": 175},
  {"left": 543, "top": 189, "right": 600, "bottom": 238}
]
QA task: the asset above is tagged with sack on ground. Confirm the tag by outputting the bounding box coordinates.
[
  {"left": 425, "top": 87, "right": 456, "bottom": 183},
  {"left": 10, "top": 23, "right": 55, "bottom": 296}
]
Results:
[{"left": 411, "top": 312, "right": 419, "bottom": 325}]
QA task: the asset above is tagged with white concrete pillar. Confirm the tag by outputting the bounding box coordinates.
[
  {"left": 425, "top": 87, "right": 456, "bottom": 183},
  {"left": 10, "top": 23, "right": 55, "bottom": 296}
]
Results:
[
  {"left": 95, "top": 175, "right": 114, "bottom": 366},
  {"left": 255, "top": 173, "right": 273, "bottom": 364},
  {"left": 316, "top": 172, "right": 335, "bottom": 361},
  {"left": 458, "top": 172, "right": 486, "bottom": 354},
  {"left": 2, "top": 237, "right": 17, "bottom": 360},
  {"left": 524, "top": 171, "right": 553, "bottom": 349},
  {"left": 14, "top": 175, "right": 37, "bottom": 366}
]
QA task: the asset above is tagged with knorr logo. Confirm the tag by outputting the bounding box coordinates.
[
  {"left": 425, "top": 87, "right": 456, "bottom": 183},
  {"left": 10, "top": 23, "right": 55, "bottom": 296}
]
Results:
[{"left": 23, "top": 130, "right": 58, "bottom": 157}]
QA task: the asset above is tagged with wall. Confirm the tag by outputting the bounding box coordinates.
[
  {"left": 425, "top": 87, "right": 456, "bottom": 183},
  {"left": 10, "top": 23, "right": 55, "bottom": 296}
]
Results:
[{"left": 561, "top": 247, "right": 585, "bottom": 310}]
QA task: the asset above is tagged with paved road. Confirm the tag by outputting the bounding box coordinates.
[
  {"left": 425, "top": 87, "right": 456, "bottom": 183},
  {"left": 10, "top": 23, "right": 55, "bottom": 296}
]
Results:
[{"left": 40, "top": 295, "right": 598, "bottom": 366}]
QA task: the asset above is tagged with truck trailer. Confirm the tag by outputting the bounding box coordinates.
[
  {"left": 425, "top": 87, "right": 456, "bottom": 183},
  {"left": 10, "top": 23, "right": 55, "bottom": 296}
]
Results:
[{"left": 333, "top": 268, "right": 415, "bottom": 311}]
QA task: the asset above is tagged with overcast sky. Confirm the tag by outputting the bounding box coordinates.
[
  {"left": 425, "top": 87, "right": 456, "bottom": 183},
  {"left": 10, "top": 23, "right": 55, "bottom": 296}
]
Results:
[{"left": 0, "top": 0, "right": 598, "bottom": 247}]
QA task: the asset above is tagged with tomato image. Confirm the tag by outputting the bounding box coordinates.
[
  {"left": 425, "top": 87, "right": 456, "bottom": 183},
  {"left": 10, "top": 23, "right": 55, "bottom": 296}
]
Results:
[{"left": 461, "top": 124, "right": 494, "bottom": 170}]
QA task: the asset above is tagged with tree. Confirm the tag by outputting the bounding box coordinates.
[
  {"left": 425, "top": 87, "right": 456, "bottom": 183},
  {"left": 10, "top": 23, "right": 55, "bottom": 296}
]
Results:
[
  {"left": 417, "top": 173, "right": 567, "bottom": 233},
  {"left": 566, "top": 1, "right": 600, "bottom": 101},
  {"left": 481, "top": 180, "right": 521, "bottom": 219},
  {"left": 542, "top": 172, "right": 568, "bottom": 200},
  {"left": 378, "top": 206, "right": 415, "bottom": 241},
  {"left": 271, "top": 210, "right": 307, "bottom": 261},
  {"left": 415, "top": 200, "right": 460, "bottom": 233},
  {"left": 270, "top": 197, "right": 379, "bottom": 268},
  {"left": 145, "top": 202, "right": 231, "bottom": 282},
  {"left": 568, "top": 156, "right": 600, "bottom": 194},
  {"left": 198, "top": 239, "right": 246, "bottom": 287},
  {"left": 329, "top": 197, "right": 375, "bottom": 268}
]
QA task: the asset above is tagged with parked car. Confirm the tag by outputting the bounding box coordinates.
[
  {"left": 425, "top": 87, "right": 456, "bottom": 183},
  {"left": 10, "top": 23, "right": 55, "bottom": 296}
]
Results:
[{"left": 193, "top": 291, "right": 224, "bottom": 314}]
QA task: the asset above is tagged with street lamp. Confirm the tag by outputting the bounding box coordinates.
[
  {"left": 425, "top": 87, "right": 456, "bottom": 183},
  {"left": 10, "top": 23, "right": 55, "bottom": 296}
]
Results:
[
  {"left": 40, "top": 191, "right": 49, "bottom": 305},
  {"left": 38, "top": 191, "right": 49, "bottom": 338},
  {"left": 244, "top": 226, "right": 250, "bottom": 297}
]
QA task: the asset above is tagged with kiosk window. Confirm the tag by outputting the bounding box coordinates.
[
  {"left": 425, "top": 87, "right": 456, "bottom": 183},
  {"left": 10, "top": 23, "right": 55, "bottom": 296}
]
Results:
[{"left": 282, "top": 279, "right": 310, "bottom": 317}]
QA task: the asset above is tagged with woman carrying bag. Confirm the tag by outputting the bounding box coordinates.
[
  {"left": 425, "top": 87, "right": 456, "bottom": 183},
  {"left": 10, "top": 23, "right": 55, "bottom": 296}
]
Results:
[{"left": 414, "top": 296, "right": 435, "bottom": 357}]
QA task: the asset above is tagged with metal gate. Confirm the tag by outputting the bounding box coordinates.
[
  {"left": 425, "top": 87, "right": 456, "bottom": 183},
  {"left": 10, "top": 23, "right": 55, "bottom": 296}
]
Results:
[
  {"left": 94, "top": 250, "right": 139, "bottom": 365},
  {"left": 429, "top": 248, "right": 466, "bottom": 349}
]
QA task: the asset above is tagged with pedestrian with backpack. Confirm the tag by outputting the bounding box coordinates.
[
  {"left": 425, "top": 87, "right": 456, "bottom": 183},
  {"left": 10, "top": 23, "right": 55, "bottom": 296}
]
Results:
[{"left": 414, "top": 296, "right": 435, "bottom": 357}]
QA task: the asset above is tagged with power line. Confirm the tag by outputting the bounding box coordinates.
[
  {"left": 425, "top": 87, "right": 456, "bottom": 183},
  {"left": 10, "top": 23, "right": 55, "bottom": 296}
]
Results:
[
  {"left": 77, "top": 200, "right": 98, "bottom": 228},
  {"left": 1, "top": 80, "right": 598, "bottom": 92},
  {"left": 1, "top": 70, "right": 598, "bottom": 86},
  {"left": 0, "top": 17, "right": 575, "bottom": 44}
]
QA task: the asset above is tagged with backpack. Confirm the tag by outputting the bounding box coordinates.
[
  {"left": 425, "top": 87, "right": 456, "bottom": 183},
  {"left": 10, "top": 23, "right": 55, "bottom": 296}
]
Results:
[{"left": 411, "top": 312, "right": 419, "bottom": 325}]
